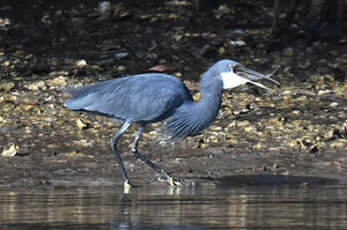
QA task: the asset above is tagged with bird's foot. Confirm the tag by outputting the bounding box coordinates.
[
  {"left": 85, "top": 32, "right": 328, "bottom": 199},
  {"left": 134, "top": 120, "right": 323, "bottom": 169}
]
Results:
[
  {"left": 123, "top": 180, "right": 132, "bottom": 193},
  {"left": 168, "top": 176, "right": 182, "bottom": 187},
  {"left": 157, "top": 176, "right": 182, "bottom": 187}
]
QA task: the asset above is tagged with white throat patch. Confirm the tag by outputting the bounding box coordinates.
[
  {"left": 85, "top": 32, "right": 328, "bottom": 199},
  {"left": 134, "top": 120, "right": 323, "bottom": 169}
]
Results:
[
  {"left": 220, "top": 71, "right": 273, "bottom": 91},
  {"left": 220, "top": 71, "right": 248, "bottom": 89}
]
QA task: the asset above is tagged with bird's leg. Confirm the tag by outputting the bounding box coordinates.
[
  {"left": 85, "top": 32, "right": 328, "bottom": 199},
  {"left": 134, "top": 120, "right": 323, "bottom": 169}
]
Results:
[
  {"left": 131, "top": 125, "right": 144, "bottom": 153},
  {"left": 131, "top": 125, "right": 181, "bottom": 187},
  {"left": 111, "top": 122, "right": 132, "bottom": 189}
]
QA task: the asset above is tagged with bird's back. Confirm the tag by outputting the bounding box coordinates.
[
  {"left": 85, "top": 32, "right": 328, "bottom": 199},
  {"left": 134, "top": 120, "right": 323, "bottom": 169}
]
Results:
[{"left": 65, "top": 73, "right": 193, "bottom": 123}]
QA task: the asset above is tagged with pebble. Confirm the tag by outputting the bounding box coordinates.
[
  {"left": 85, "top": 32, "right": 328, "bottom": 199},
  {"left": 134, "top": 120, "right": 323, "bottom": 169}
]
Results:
[
  {"left": 114, "top": 52, "right": 129, "bottom": 60},
  {"left": 230, "top": 40, "right": 246, "bottom": 47},
  {"left": 2, "top": 60, "right": 10, "bottom": 67},
  {"left": 47, "top": 76, "right": 67, "bottom": 87},
  {"left": 291, "top": 110, "right": 301, "bottom": 115},
  {"left": 28, "top": 81, "right": 47, "bottom": 91},
  {"left": 317, "top": 90, "right": 330, "bottom": 95},
  {"left": 1, "top": 144, "right": 18, "bottom": 157},
  {"left": 244, "top": 126, "right": 257, "bottom": 132},
  {"left": 117, "top": 65, "right": 127, "bottom": 72},
  {"left": 329, "top": 102, "right": 339, "bottom": 107},
  {"left": 76, "top": 119, "right": 89, "bottom": 130},
  {"left": 330, "top": 140, "right": 346, "bottom": 148},
  {"left": 253, "top": 142, "right": 265, "bottom": 149},
  {"left": 0, "top": 81, "right": 15, "bottom": 91},
  {"left": 237, "top": 120, "right": 250, "bottom": 127},
  {"left": 75, "top": 59, "right": 87, "bottom": 67},
  {"left": 98, "top": 1, "right": 111, "bottom": 15}
]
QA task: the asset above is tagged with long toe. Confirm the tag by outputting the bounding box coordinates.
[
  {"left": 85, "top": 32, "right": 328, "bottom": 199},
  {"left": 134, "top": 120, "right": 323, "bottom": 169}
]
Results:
[
  {"left": 157, "top": 176, "right": 182, "bottom": 187},
  {"left": 168, "top": 176, "right": 182, "bottom": 187}
]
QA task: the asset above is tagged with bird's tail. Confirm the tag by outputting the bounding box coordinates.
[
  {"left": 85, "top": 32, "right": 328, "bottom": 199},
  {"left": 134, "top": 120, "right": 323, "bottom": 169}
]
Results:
[{"left": 64, "top": 80, "right": 112, "bottom": 110}]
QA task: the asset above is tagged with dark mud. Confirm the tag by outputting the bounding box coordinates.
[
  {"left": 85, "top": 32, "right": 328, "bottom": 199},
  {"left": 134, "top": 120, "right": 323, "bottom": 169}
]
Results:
[{"left": 0, "top": 0, "right": 346, "bottom": 189}]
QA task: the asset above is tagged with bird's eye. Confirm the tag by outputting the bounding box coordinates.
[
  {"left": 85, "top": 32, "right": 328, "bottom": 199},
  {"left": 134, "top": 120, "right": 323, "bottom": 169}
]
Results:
[
  {"left": 229, "top": 64, "right": 236, "bottom": 71},
  {"left": 230, "top": 64, "right": 240, "bottom": 73}
]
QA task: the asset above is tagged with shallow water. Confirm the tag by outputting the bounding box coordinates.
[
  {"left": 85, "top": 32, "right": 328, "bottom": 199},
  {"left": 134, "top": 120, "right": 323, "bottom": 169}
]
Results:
[{"left": 1, "top": 185, "right": 347, "bottom": 230}]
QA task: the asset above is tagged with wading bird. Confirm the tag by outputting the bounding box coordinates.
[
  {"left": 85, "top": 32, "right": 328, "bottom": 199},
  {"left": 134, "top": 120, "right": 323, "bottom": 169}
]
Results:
[{"left": 65, "top": 59, "right": 278, "bottom": 188}]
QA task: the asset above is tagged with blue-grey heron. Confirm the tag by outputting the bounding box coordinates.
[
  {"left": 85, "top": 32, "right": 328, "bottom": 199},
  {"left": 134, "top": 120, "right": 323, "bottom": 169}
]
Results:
[{"left": 65, "top": 59, "right": 278, "bottom": 188}]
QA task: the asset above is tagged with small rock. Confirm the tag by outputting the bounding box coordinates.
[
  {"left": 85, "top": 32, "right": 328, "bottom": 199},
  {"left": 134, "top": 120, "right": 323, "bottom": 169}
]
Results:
[
  {"left": 340, "top": 121, "right": 347, "bottom": 139},
  {"left": 173, "top": 34, "right": 183, "bottom": 42},
  {"left": 227, "top": 120, "right": 237, "bottom": 128},
  {"left": 237, "top": 120, "right": 250, "bottom": 127},
  {"left": 324, "top": 128, "right": 336, "bottom": 141},
  {"left": 1, "top": 144, "right": 18, "bottom": 157},
  {"left": 253, "top": 142, "right": 265, "bottom": 149},
  {"left": 73, "top": 139, "right": 93, "bottom": 147},
  {"left": 330, "top": 139, "right": 347, "bottom": 148},
  {"left": 0, "top": 81, "right": 15, "bottom": 91},
  {"left": 317, "top": 90, "right": 330, "bottom": 95},
  {"left": 230, "top": 40, "right": 246, "bottom": 47},
  {"left": 98, "top": 1, "right": 111, "bottom": 15},
  {"left": 287, "top": 139, "right": 298, "bottom": 148},
  {"left": 2, "top": 60, "right": 10, "bottom": 67},
  {"left": 218, "top": 46, "right": 226, "bottom": 55},
  {"left": 204, "top": 134, "right": 219, "bottom": 143},
  {"left": 297, "top": 95, "right": 307, "bottom": 101},
  {"left": 211, "top": 126, "right": 222, "bottom": 131},
  {"left": 114, "top": 52, "right": 129, "bottom": 60},
  {"left": 76, "top": 119, "right": 89, "bottom": 130},
  {"left": 65, "top": 151, "right": 78, "bottom": 157},
  {"left": 75, "top": 59, "right": 87, "bottom": 67},
  {"left": 23, "top": 105, "right": 35, "bottom": 111},
  {"left": 267, "top": 116, "right": 284, "bottom": 125},
  {"left": 244, "top": 126, "right": 257, "bottom": 132},
  {"left": 28, "top": 81, "right": 47, "bottom": 91},
  {"left": 117, "top": 65, "right": 127, "bottom": 72},
  {"left": 329, "top": 102, "right": 339, "bottom": 107},
  {"left": 199, "top": 143, "right": 209, "bottom": 148},
  {"left": 47, "top": 76, "right": 67, "bottom": 87},
  {"left": 291, "top": 110, "right": 301, "bottom": 115},
  {"left": 282, "top": 90, "right": 292, "bottom": 95}
]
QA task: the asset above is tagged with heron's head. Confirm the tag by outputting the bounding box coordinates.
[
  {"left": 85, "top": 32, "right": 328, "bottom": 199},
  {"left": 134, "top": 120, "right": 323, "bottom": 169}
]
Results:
[{"left": 215, "top": 59, "right": 279, "bottom": 92}]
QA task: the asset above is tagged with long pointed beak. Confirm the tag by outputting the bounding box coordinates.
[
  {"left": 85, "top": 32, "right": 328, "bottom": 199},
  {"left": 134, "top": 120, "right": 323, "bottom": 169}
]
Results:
[
  {"left": 221, "top": 65, "right": 279, "bottom": 92},
  {"left": 235, "top": 65, "right": 280, "bottom": 86}
]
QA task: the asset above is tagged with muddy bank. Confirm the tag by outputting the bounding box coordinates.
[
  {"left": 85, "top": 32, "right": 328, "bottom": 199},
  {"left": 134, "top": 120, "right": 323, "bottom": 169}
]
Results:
[{"left": 0, "top": 0, "right": 346, "bottom": 188}]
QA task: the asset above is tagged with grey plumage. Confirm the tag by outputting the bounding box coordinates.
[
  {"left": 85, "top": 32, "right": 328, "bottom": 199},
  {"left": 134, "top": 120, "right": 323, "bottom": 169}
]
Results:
[
  {"left": 66, "top": 74, "right": 193, "bottom": 126},
  {"left": 65, "top": 59, "right": 278, "bottom": 187}
]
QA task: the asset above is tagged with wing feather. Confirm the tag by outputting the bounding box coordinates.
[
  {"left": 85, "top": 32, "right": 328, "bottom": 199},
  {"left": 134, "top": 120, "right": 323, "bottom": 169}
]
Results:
[{"left": 65, "top": 74, "right": 193, "bottom": 122}]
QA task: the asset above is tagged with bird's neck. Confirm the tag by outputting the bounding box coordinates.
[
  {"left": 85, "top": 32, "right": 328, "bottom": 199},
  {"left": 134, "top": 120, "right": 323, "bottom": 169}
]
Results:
[
  {"left": 164, "top": 90, "right": 223, "bottom": 139},
  {"left": 164, "top": 75, "right": 224, "bottom": 139},
  {"left": 197, "top": 72, "right": 224, "bottom": 119},
  {"left": 195, "top": 90, "right": 223, "bottom": 126}
]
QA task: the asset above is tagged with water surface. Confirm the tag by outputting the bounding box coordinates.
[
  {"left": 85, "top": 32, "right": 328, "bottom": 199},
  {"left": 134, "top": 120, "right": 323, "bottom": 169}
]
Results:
[{"left": 1, "top": 185, "right": 346, "bottom": 230}]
